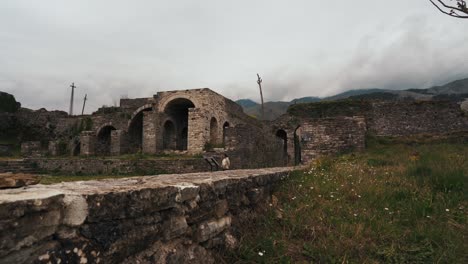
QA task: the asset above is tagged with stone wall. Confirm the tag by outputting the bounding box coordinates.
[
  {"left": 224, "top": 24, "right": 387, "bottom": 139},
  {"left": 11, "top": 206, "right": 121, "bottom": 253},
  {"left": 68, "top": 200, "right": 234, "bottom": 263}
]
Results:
[
  {"left": 224, "top": 124, "right": 287, "bottom": 169},
  {"left": 29, "top": 158, "right": 210, "bottom": 175},
  {"left": 272, "top": 115, "right": 367, "bottom": 164},
  {"left": 20, "top": 141, "right": 43, "bottom": 157},
  {"left": 367, "top": 101, "right": 468, "bottom": 137},
  {"left": 297, "top": 116, "right": 367, "bottom": 163},
  {"left": 119, "top": 97, "right": 154, "bottom": 110},
  {"left": 0, "top": 167, "right": 291, "bottom": 263},
  {"left": 287, "top": 100, "right": 468, "bottom": 138}
]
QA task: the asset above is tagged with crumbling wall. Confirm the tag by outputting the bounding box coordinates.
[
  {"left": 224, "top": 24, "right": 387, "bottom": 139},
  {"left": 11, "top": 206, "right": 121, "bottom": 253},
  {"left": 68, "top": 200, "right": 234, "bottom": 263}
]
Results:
[
  {"left": 287, "top": 100, "right": 468, "bottom": 138},
  {"left": 297, "top": 117, "right": 366, "bottom": 163},
  {"left": 224, "top": 124, "right": 286, "bottom": 169},
  {"left": 0, "top": 168, "right": 290, "bottom": 264},
  {"left": 272, "top": 115, "right": 367, "bottom": 165},
  {"left": 367, "top": 101, "right": 468, "bottom": 136},
  {"left": 154, "top": 88, "right": 254, "bottom": 154}
]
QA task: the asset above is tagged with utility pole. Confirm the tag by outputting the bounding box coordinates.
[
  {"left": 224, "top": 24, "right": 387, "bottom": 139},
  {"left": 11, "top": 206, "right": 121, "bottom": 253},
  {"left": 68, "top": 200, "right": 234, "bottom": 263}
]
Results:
[
  {"left": 81, "top": 94, "right": 87, "bottom": 115},
  {"left": 69, "top": 82, "right": 76, "bottom": 116},
  {"left": 257, "top": 73, "right": 265, "bottom": 120}
]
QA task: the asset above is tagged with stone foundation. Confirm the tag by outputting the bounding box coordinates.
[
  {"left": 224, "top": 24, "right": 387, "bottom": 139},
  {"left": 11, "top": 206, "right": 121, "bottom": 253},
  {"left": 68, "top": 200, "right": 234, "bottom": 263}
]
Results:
[
  {"left": 20, "top": 141, "right": 42, "bottom": 157},
  {"left": 28, "top": 158, "right": 210, "bottom": 175},
  {"left": 0, "top": 167, "right": 291, "bottom": 263}
]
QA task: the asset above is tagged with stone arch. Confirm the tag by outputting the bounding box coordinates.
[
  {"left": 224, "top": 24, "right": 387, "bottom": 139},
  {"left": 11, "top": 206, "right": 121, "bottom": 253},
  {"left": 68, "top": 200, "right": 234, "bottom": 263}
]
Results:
[
  {"left": 96, "top": 124, "right": 117, "bottom": 156},
  {"left": 222, "top": 121, "right": 230, "bottom": 145},
  {"left": 163, "top": 98, "right": 195, "bottom": 150},
  {"left": 127, "top": 105, "right": 153, "bottom": 153},
  {"left": 163, "top": 120, "right": 176, "bottom": 150},
  {"left": 128, "top": 104, "right": 153, "bottom": 126},
  {"left": 210, "top": 117, "right": 219, "bottom": 145},
  {"left": 276, "top": 129, "right": 288, "bottom": 160},
  {"left": 159, "top": 95, "right": 198, "bottom": 113}
]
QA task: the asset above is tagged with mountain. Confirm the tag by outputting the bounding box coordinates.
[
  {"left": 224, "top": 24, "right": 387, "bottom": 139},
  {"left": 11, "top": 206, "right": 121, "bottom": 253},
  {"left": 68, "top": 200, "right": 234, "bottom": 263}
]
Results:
[
  {"left": 322, "top": 89, "right": 387, "bottom": 101},
  {"left": 291, "top": 96, "right": 321, "bottom": 104},
  {"left": 236, "top": 77, "right": 468, "bottom": 120},
  {"left": 235, "top": 99, "right": 258, "bottom": 108}
]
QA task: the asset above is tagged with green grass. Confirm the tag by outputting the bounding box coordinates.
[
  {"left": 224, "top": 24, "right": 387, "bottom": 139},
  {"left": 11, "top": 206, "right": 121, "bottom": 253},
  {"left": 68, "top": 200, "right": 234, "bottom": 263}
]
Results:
[{"left": 223, "top": 140, "right": 467, "bottom": 263}]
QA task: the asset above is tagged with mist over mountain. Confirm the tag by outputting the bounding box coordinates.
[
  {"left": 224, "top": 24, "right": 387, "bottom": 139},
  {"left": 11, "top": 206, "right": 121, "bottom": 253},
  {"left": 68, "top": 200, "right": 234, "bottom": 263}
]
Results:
[{"left": 236, "top": 78, "right": 468, "bottom": 120}]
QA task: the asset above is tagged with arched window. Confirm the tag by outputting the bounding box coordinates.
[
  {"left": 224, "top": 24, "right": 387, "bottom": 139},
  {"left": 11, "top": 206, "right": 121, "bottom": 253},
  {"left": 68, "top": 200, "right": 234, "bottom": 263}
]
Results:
[
  {"left": 96, "top": 125, "right": 116, "bottom": 156},
  {"left": 164, "top": 98, "right": 195, "bottom": 150},
  {"left": 163, "top": 120, "right": 176, "bottom": 150},
  {"left": 276, "top": 129, "right": 288, "bottom": 157},
  {"left": 210, "top": 117, "right": 219, "bottom": 145},
  {"left": 223, "top": 122, "right": 230, "bottom": 145}
]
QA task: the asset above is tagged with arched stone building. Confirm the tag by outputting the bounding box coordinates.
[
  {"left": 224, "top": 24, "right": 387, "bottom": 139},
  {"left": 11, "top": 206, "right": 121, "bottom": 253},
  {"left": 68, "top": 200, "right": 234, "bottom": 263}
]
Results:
[{"left": 79, "top": 88, "right": 249, "bottom": 155}]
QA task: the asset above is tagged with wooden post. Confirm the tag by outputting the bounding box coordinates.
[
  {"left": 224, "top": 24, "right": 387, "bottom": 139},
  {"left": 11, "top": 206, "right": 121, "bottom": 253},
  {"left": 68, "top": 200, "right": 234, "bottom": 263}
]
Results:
[
  {"left": 257, "top": 73, "right": 264, "bottom": 120},
  {"left": 81, "top": 94, "right": 87, "bottom": 115},
  {"left": 69, "top": 82, "right": 76, "bottom": 116}
]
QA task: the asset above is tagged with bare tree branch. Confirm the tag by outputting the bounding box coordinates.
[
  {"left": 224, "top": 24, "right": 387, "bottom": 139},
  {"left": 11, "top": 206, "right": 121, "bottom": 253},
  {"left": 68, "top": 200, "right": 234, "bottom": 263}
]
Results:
[{"left": 429, "top": 0, "right": 468, "bottom": 18}]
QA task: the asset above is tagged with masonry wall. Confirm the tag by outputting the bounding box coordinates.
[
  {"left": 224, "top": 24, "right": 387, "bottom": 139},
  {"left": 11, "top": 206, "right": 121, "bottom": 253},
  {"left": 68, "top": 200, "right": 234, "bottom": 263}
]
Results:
[
  {"left": 0, "top": 168, "right": 291, "bottom": 264},
  {"left": 224, "top": 124, "right": 286, "bottom": 169},
  {"left": 154, "top": 89, "right": 252, "bottom": 153},
  {"left": 367, "top": 101, "right": 468, "bottom": 137},
  {"left": 29, "top": 158, "right": 210, "bottom": 175},
  {"left": 298, "top": 116, "right": 367, "bottom": 163}
]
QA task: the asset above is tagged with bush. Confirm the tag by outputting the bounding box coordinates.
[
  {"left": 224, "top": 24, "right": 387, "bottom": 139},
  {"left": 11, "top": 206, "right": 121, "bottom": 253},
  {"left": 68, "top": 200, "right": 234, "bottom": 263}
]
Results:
[{"left": 0, "top": 92, "right": 20, "bottom": 113}]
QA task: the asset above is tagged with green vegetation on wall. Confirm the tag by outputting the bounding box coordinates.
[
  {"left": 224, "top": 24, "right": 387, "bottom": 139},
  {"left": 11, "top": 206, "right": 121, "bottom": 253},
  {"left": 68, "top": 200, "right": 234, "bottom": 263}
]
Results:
[
  {"left": 70, "top": 117, "right": 93, "bottom": 136},
  {"left": 0, "top": 92, "right": 20, "bottom": 113},
  {"left": 287, "top": 100, "right": 371, "bottom": 118}
]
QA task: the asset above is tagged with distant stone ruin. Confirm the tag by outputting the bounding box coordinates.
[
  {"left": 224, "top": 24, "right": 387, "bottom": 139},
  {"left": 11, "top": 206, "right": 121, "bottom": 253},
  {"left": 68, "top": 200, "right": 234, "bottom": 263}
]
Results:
[{"left": 0, "top": 88, "right": 467, "bottom": 174}]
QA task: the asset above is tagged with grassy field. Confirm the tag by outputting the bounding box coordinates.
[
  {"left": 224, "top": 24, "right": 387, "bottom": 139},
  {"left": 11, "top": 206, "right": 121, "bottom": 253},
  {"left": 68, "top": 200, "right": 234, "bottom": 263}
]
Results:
[{"left": 223, "top": 138, "right": 467, "bottom": 263}]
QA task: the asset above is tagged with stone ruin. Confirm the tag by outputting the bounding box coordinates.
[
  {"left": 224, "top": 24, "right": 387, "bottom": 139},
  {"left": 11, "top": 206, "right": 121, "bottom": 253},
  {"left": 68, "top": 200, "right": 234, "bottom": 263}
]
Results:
[
  {"left": 1, "top": 88, "right": 468, "bottom": 263},
  {"left": 1, "top": 88, "right": 467, "bottom": 175}
]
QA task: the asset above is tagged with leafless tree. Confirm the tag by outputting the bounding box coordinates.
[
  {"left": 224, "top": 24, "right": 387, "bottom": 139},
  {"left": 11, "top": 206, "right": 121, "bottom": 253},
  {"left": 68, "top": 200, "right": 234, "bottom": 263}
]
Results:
[{"left": 429, "top": 0, "right": 468, "bottom": 18}]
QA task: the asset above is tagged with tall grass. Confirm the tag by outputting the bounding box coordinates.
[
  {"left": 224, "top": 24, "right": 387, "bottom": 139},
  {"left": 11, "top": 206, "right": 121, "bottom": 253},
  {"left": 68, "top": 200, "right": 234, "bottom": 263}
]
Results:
[{"left": 222, "top": 141, "right": 467, "bottom": 263}]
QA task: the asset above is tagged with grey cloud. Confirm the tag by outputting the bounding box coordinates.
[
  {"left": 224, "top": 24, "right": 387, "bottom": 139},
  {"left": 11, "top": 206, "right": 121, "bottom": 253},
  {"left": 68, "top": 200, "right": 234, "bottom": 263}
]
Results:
[{"left": 0, "top": 1, "right": 467, "bottom": 112}]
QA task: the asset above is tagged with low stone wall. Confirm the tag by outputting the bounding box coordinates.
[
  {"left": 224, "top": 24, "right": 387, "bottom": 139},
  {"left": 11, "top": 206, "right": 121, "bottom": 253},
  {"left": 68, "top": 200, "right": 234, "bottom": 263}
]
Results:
[
  {"left": 28, "top": 158, "right": 210, "bottom": 175},
  {"left": 0, "top": 167, "right": 291, "bottom": 263}
]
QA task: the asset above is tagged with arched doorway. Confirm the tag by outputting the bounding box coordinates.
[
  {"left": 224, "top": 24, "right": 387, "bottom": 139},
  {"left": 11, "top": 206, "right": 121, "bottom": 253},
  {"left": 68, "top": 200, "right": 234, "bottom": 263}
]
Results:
[
  {"left": 210, "top": 117, "right": 219, "bottom": 145},
  {"left": 276, "top": 129, "right": 288, "bottom": 163},
  {"left": 96, "top": 125, "right": 116, "bottom": 155},
  {"left": 163, "top": 120, "right": 176, "bottom": 150},
  {"left": 163, "top": 98, "right": 195, "bottom": 150},
  {"left": 128, "top": 106, "right": 152, "bottom": 153},
  {"left": 294, "top": 126, "right": 302, "bottom": 165},
  {"left": 223, "top": 122, "right": 230, "bottom": 145}
]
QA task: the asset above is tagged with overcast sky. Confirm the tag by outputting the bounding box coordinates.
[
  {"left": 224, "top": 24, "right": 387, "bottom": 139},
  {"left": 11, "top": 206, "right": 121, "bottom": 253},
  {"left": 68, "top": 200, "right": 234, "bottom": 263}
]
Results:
[{"left": 1, "top": 0, "right": 467, "bottom": 113}]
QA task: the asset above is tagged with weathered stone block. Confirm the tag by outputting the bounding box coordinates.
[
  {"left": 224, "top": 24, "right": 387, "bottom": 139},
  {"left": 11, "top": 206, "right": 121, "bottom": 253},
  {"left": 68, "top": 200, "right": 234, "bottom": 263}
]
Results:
[{"left": 195, "top": 216, "right": 232, "bottom": 242}]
